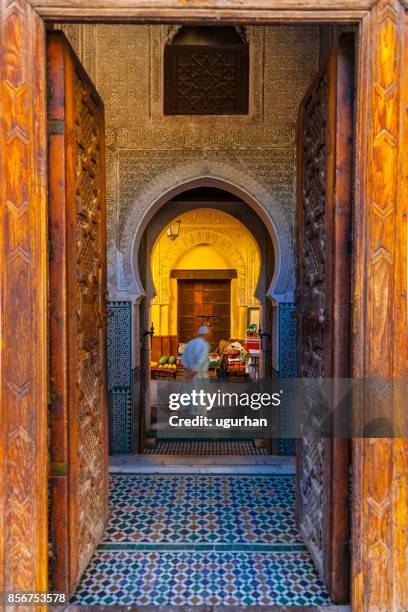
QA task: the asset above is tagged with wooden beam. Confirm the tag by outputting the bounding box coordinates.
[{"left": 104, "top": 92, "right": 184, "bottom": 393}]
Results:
[
  {"left": 0, "top": 0, "right": 48, "bottom": 596},
  {"left": 29, "top": 0, "right": 378, "bottom": 7},
  {"left": 170, "top": 270, "right": 238, "bottom": 279},
  {"left": 352, "top": 0, "right": 408, "bottom": 609},
  {"left": 30, "top": 0, "right": 371, "bottom": 22}
]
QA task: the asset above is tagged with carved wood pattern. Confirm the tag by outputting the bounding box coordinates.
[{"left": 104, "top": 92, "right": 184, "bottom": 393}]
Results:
[
  {"left": 297, "top": 34, "right": 354, "bottom": 604},
  {"left": 297, "top": 70, "right": 328, "bottom": 581},
  {"left": 0, "top": 0, "right": 48, "bottom": 593},
  {"left": 300, "top": 73, "right": 328, "bottom": 379},
  {"left": 352, "top": 1, "right": 408, "bottom": 610},
  {"left": 73, "top": 65, "right": 108, "bottom": 584},
  {"left": 47, "top": 32, "right": 108, "bottom": 595},
  {"left": 164, "top": 45, "right": 249, "bottom": 115}
]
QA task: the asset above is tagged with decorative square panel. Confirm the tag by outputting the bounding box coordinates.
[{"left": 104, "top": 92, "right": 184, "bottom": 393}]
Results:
[{"left": 164, "top": 46, "right": 249, "bottom": 115}]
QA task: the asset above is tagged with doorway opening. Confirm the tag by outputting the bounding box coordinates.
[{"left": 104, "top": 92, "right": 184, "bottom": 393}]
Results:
[
  {"left": 46, "top": 21, "right": 356, "bottom": 608},
  {"left": 137, "top": 188, "right": 277, "bottom": 456}
]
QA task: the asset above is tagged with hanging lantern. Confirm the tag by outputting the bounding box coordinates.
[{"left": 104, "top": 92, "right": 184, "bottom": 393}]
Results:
[{"left": 167, "top": 220, "right": 181, "bottom": 241}]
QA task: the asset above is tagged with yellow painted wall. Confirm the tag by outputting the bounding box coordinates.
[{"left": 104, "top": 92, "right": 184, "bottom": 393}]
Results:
[
  {"left": 174, "top": 245, "right": 231, "bottom": 270},
  {"left": 150, "top": 208, "right": 261, "bottom": 339}
]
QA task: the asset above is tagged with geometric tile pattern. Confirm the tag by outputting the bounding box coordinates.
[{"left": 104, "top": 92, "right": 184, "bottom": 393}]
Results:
[
  {"left": 72, "top": 475, "right": 332, "bottom": 606},
  {"left": 278, "top": 302, "right": 297, "bottom": 379},
  {"left": 107, "top": 301, "right": 133, "bottom": 453},
  {"left": 110, "top": 390, "right": 133, "bottom": 454},
  {"left": 104, "top": 475, "right": 301, "bottom": 544},
  {"left": 277, "top": 302, "right": 297, "bottom": 456},
  {"left": 107, "top": 301, "right": 132, "bottom": 389},
  {"left": 144, "top": 440, "right": 268, "bottom": 456},
  {"left": 72, "top": 550, "right": 331, "bottom": 607}
]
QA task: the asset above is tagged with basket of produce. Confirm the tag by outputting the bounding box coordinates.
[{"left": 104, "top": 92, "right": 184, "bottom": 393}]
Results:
[
  {"left": 151, "top": 355, "right": 177, "bottom": 379},
  {"left": 227, "top": 362, "right": 247, "bottom": 375},
  {"left": 209, "top": 353, "right": 221, "bottom": 367},
  {"left": 223, "top": 348, "right": 240, "bottom": 358}
]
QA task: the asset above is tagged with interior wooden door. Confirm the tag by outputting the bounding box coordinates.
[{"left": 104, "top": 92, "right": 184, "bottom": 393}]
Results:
[
  {"left": 178, "top": 279, "right": 231, "bottom": 351},
  {"left": 47, "top": 32, "right": 109, "bottom": 595},
  {"left": 296, "top": 33, "right": 354, "bottom": 604}
]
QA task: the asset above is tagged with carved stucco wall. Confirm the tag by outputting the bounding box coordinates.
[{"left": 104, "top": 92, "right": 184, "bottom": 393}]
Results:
[
  {"left": 57, "top": 23, "right": 324, "bottom": 301},
  {"left": 151, "top": 208, "right": 261, "bottom": 307}
]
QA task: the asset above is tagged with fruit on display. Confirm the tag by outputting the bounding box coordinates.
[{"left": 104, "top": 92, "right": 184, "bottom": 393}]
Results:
[
  {"left": 224, "top": 349, "right": 240, "bottom": 358},
  {"left": 151, "top": 358, "right": 176, "bottom": 370},
  {"left": 168, "top": 356, "right": 176, "bottom": 365},
  {"left": 159, "top": 355, "right": 169, "bottom": 365}
]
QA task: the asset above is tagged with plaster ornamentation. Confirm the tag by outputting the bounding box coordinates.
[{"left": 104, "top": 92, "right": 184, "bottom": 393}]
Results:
[
  {"left": 54, "top": 23, "right": 322, "bottom": 304},
  {"left": 57, "top": 23, "right": 82, "bottom": 55},
  {"left": 118, "top": 150, "right": 294, "bottom": 241},
  {"left": 151, "top": 209, "right": 260, "bottom": 307},
  {"left": 164, "top": 25, "right": 248, "bottom": 45},
  {"left": 120, "top": 158, "right": 295, "bottom": 300},
  {"left": 165, "top": 25, "right": 182, "bottom": 44},
  {"left": 149, "top": 25, "right": 264, "bottom": 126}
]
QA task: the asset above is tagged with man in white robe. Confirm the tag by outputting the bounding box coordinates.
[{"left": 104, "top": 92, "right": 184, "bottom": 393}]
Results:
[{"left": 181, "top": 326, "right": 210, "bottom": 379}]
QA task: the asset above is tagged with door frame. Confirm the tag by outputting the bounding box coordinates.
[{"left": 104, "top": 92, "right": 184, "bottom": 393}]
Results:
[{"left": 0, "top": 1, "right": 407, "bottom": 610}]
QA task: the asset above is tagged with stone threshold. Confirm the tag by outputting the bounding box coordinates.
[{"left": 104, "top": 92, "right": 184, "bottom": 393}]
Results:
[
  {"left": 109, "top": 454, "right": 296, "bottom": 475},
  {"left": 98, "top": 543, "right": 307, "bottom": 553}
]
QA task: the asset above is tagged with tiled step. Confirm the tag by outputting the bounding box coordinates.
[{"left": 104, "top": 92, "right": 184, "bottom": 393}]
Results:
[{"left": 110, "top": 454, "right": 296, "bottom": 475}]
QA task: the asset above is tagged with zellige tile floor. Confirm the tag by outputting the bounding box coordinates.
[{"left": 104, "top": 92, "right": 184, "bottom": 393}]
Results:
[{"left": 72, "top": 474, "right": 332, "bottom": 607}]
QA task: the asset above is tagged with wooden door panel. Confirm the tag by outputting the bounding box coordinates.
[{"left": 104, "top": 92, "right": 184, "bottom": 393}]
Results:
[
  {"left": 296, "top": 33, "right": 354, "bottom": 604},
  {"left": 47, "top": 31, "right": 108, "bottom": 596},
  {"left": 178, "top": 279, "right": 231, "bottom": 350},
  {"left": 202, "top": 302, "right": 229, "bottom": 314}
]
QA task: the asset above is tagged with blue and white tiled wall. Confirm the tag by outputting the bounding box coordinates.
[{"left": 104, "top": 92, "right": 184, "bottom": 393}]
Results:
[
  {"left": 277, "top": 303, "right": 297, "bottom": 378},
  {"left": 277, "top": 303, "right": 297, "bottom": 456},
  {"left": 107, "top": 301, "right": 133, "bottom": 453}
]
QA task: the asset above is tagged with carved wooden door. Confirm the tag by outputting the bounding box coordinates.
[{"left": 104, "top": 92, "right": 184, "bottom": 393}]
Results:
[
  {"left": 296, "top": 33, "right": 354, "bottom": 604},
  {"left": 178, "top": 279, "right": 231, "bottom": 351},
  {"left": 47, "top": 32, "right": 109, "bottom": 596}
]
